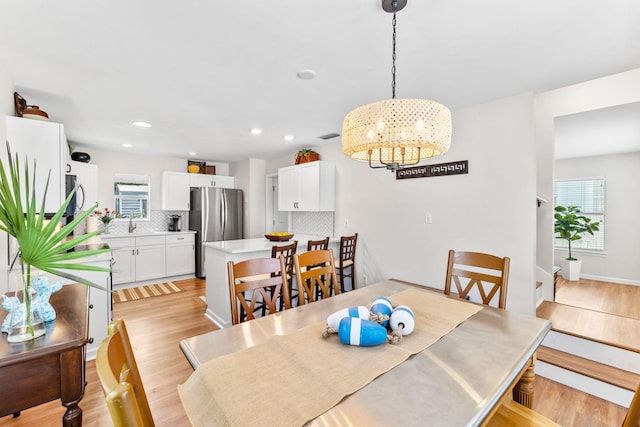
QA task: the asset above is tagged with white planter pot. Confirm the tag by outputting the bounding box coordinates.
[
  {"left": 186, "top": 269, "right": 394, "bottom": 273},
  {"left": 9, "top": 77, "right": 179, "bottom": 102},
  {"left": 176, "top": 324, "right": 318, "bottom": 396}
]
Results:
[{"left": 562, "top": 259, "right": 582, "bottom": 281}]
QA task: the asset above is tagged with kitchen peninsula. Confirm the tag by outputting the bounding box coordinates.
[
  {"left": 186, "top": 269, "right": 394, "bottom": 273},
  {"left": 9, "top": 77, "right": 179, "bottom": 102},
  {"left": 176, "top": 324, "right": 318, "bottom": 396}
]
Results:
[{"left": 203, "top": 235, "right": 339, "bottom": 328}]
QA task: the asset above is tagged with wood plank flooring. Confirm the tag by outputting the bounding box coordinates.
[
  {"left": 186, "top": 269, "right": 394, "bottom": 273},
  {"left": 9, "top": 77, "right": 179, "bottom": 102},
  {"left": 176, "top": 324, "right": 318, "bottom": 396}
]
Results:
[
  {"left": 0, "top": 277, "right": 630, "bottom": 426},
  {"left": 555, "top": 278, "right": 640, "bottom": 320}
]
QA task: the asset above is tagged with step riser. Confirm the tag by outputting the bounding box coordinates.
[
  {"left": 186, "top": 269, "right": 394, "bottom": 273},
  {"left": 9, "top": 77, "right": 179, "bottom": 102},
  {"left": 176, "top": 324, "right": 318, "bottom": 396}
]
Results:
[
  {"left": 536, "top": 361, "right": 633, "bottom": 407},
  {"left": 542, "top": 330, "right": 640, "bottom": 374}
]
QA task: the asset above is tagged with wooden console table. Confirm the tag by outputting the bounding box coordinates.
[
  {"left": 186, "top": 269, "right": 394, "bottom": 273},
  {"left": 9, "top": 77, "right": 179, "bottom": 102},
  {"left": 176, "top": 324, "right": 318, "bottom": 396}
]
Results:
[{"left": 0, "top": 284, "right": 89, "bottom": 426}]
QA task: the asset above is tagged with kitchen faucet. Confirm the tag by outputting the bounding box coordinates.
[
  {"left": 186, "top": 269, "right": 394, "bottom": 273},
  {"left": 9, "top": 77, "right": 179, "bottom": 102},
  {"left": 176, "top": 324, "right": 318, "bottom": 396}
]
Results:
[{"left": 128, "top": 215, "right": 137, "bottom": 233}]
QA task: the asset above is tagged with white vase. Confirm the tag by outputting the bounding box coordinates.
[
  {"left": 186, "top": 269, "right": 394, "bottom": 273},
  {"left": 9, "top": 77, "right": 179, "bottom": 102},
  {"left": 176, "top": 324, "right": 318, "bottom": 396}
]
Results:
[{"left": 562, "top": 259, "right": 582, "bottom": 281}]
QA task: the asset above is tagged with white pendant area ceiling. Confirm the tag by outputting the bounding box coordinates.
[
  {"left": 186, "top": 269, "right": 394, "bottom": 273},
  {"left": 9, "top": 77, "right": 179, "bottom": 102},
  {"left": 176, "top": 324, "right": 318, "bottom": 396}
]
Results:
[{"left": 0, "top": 0, "right": 639, "bottom": 162}]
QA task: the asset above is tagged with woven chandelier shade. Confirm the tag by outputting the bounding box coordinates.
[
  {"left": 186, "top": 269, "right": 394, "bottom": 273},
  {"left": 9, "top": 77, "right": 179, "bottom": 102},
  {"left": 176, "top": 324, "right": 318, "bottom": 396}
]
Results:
[{"left": 342, "top": 97, "right": 452, "bottom": 164}]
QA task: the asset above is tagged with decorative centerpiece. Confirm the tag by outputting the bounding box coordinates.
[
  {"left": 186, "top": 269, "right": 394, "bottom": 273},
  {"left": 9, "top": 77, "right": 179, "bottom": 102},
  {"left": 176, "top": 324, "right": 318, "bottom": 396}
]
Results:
[
  {"left": 265, "top": 232, "right": 294, "bottom": 242},
  {"left": 322, "top": 296, "right": 415, "bottom": 346},
  {"left": 0, "top": 142, "right": 110, "bottom": 342},
  {"left": 95, "top": 207, "right": 116, "bottom": 233}
]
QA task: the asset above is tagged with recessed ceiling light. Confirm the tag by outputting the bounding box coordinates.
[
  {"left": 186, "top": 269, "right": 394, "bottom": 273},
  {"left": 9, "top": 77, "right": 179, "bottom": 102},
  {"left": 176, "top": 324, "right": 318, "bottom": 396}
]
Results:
[
  {"left": 250, "top": 128, "right": 263, "bottom": 135},
  {"left": 297, "top": 69, "right": 317, "bottom": 80},
  {"left": 132, "top": 121, "right": 152, "bottom": 128},
  {"left": 188, "top": 152, "right": 197, "bottom": 156},
  {"left": 122, "top": 143, "right": 133, "bottom": 148},
  {"left": 283, "top": 135, "right": 295, "bottom": 141}
]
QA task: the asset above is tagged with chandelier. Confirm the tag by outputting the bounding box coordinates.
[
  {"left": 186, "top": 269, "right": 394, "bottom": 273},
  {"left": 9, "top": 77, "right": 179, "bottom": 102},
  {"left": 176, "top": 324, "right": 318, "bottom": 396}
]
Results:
[{"left": 342, "top": 0, "right": 452, "bottom": 172}]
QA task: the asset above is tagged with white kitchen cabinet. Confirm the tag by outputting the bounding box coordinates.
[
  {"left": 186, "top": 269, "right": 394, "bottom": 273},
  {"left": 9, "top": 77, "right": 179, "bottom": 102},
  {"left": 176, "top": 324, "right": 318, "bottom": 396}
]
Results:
[
  {"left": 278, "top": 161, "right": 335, "bottom": 211},
  {"left": 166, "top": 234, "right": 195, "bottom": 276},
  {"left": 6, "top": 116, "right": 66, "bottom": 214},
  {"left": 189, "top": 173, "right": 235, "bottom": 189},
  {"left": 102, "top": 233, "right": 196, "bottom": 286},
  {"left": 103, "top": 235, "right": 165, "bottom": 284},
  {"left": 135, "top": 236, "right": 166, "bottom": 281},
  {"left": 162, "top": 171, "right": 190, "bottom": 210},
  {"left": 67, "top": 160, "right": 98, "bottom": 211},
  {"left": 103, "top": 236, "right": 136, "bottom": 284}
]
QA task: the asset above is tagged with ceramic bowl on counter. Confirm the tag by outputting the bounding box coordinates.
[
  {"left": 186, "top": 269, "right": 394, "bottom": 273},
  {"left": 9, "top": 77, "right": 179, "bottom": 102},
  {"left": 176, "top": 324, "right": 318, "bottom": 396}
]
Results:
[{"left": 265, "top": 233, "right": 294, "bottom": 242}]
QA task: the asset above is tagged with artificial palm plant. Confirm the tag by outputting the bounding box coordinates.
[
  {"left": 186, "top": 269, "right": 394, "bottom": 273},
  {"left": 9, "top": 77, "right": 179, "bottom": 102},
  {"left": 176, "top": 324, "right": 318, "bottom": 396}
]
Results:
[{"left": 0, "top": 142, "right": 109, "bottom": 340}]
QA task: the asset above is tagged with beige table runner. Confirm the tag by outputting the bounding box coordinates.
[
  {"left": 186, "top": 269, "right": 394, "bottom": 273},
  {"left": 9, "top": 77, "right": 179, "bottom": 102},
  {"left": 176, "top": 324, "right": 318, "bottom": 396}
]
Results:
[{"left": 178, "top": 288, "right": 482, "bottom": 427}]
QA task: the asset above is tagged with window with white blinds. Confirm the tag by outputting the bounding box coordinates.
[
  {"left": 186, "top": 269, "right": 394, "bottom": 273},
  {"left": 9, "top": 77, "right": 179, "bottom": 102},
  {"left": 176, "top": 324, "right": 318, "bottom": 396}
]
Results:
[{"left": 553, "top": 178, "right": 605, "bottom": 251}]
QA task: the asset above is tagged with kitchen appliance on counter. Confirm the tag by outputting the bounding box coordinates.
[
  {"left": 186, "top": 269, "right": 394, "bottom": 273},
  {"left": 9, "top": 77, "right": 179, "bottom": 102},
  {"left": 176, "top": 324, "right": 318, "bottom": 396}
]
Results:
[
  {"left": 190, "top": 187, "right": 244, "bottom": 278},
  {"left": 168, "top": 215, "right": 181, "bottom": 232}
]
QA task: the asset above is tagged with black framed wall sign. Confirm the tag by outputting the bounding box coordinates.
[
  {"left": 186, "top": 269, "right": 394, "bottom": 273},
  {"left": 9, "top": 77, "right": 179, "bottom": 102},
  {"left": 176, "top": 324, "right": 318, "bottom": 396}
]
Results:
[{"left": 396, "top": 160, "right": 469, "bottom": 180}]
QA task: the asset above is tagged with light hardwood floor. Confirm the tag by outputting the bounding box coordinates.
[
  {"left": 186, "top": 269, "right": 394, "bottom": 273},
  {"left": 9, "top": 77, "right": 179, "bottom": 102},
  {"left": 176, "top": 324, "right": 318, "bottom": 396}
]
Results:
[
  {"left": 0, "top": 278, "right": 629, "bottom": 426},
  {"left": 555, "top": 277, "right": 640, "bottom": 320}
]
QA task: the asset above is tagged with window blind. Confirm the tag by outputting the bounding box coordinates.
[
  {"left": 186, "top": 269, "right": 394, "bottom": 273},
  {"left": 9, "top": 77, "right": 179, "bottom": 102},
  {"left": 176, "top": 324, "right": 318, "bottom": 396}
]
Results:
[{"left": 554, "top": 178, "right": 605, "bottom": 251}]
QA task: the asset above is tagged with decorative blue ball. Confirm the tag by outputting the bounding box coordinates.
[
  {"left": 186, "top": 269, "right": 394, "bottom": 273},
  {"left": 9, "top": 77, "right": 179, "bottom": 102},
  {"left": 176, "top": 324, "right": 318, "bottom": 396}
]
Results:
[
  {"left": 370, "top": 297, "right": 393, "bottom": 327},
  {"left": 338, "top": 317, "right": 388, "bottom": 346},
  {"left": 326, "top": 305, "right": 370, "bottom": 329},
  {"left": 389, "top": 305, "right": 415, "bottom": 336}
]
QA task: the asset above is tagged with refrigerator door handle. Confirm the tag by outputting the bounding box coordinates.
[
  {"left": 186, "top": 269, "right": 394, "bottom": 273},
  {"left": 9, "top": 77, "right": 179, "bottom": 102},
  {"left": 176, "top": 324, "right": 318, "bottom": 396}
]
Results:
[{"left": 222, "top": 190, "right": 227, "bottom": 238}]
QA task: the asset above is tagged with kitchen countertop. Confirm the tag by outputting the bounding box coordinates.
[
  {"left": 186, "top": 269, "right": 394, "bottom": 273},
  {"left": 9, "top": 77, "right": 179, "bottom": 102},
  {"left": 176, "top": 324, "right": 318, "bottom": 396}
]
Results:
[
  {"left": 99, "top": 230, "right": 196, "bottom": 238},
  {"left": 204, "top": 234, "right": 338, "bottom": 254}
]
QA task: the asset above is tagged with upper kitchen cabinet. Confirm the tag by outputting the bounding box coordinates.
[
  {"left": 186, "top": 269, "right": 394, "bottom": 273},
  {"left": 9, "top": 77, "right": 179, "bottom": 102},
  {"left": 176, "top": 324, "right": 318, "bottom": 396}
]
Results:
[
  {"left": 278, "top": 161, "right": 335, "bottom": 211},
  {"left": 67, "top": 160, "right": 98, "bottom": 212},
  {"left": 189, "top": 173, "right": 234, "bottom": 189},
  {"left": 162, "top": 171, "right": 190, "bottom": 210},
  {"left": 6, "top": 117, "right": 66, "bottom": 214}
]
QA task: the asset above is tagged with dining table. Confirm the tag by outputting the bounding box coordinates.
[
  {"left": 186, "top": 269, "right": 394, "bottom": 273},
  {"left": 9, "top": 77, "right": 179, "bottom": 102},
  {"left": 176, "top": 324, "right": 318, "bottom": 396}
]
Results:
[{"left": 179, "top": 279, "right": 551, "bottom": 427}]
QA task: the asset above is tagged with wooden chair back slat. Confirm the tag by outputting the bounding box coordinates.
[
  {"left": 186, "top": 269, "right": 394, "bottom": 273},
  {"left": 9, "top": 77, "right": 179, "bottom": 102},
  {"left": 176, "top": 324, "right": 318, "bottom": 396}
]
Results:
[
  {"left": 307, "top": 237, "right": 329, "bottom": 251},
  {"left": 294, "top": 249, "right": 340, "bottom": 304},
  {"left": 96, "top": 319, "right": 155, "bottom": 427},
  {"left": 445, "top": 249, "right": 510, "bottom": 309},
  {"left": 228, "top": 256, "right": 290, "bottom": 325}
]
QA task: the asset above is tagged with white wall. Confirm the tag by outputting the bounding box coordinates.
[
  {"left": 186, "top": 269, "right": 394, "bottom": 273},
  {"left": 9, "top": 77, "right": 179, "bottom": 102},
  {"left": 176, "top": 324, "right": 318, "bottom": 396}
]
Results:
[
  {"left": 229, "top": 158, "right": 266, "bottom": 238},
  {"left": 535, "top": 68, "right": 640, "bottom": 300},
  {"left": 0, "top": 66, "right": 15, "bottom": 294},
  {"left": 554, "top": 152, "right": 640, "bottom": 284},
  {"left": 266, "top": 92, "right": 538, "bottom": 315}
]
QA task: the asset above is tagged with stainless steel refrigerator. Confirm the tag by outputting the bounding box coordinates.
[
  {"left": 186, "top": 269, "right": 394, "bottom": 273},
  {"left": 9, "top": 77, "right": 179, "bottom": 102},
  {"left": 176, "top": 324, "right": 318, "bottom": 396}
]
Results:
[{"left": 190, "top": 187, "right": 244, "bottom": 278}]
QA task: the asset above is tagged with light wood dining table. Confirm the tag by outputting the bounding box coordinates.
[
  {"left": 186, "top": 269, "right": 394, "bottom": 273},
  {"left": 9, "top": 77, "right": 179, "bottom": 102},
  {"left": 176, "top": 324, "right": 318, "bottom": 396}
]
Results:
[{"left": 179, "top": 280, "right": 551, "bottom": 426}]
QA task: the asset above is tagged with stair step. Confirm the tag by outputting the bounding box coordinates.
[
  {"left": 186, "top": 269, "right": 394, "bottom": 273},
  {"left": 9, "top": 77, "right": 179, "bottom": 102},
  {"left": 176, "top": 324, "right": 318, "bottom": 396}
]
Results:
[
  {"left": 537, "top": 300, "right": 640, "bottom": 353},
  {"left": 536, "top": 281, "right": 543, "bottom": 289},
  {"left": 537, "top": 345, "right": 640, "bottom": 392}
]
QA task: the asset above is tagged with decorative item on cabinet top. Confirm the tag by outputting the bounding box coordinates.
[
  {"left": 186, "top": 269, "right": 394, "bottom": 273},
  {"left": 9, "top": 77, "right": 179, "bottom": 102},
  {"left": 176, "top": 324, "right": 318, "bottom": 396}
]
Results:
[
  {"left": 295, "top": 148, "right": 320, "bottom": 165},
  {"left": 188, "top": 160, "right": 216, "bottom": 175},
  {"left": 14, "top": 92, "right": 49, "bottom": 121}
]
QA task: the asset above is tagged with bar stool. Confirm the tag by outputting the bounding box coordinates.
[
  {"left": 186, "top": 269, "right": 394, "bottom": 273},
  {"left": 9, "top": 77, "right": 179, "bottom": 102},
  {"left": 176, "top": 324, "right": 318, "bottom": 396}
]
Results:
[
  {"left": 335, "top": 233, "right": 357, "bottom": 292},
  {"left": 307, "top": 237, "right": 329, "bottom": 251}
]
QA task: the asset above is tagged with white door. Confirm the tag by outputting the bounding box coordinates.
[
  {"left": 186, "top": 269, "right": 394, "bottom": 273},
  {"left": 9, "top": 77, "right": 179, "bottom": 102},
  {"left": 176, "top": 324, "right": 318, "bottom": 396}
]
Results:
[{"left": 267, "top": 175, "right": 289, "bottom": 234}]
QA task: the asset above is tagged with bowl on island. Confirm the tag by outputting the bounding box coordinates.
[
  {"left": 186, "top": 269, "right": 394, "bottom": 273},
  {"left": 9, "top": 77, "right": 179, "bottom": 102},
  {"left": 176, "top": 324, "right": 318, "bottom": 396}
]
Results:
[{"left": 265, "top": 233, "right": 294, "bottom": 242}]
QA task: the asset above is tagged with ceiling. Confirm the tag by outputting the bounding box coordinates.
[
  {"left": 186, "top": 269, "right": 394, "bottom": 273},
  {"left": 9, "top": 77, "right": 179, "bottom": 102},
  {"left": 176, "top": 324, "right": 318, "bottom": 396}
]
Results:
[
  {"left": 1, "top": 0, "right": 639, "bottom": 163},
  {"left": 554, "top": 102, "right": 640, "bottom": 160}
]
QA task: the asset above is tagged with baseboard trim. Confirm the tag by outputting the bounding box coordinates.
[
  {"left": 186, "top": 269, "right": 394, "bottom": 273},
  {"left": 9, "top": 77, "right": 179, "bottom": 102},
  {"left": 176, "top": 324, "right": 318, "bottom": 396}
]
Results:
[{"left": 578, "top": 274, "right": 640, "bottom": 287}]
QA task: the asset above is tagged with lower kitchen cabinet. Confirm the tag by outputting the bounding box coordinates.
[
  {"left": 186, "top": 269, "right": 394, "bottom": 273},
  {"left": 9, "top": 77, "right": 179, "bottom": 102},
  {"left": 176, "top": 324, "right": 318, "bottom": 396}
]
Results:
[
  {"left": 104, "top": 235, "right": 166, "bottom": 284},
  {"left": 102, "top": 232, "right": 195, "bottom": 286},
  {"left": 166, "top": 234, "right": 195, "bottom": 276}
]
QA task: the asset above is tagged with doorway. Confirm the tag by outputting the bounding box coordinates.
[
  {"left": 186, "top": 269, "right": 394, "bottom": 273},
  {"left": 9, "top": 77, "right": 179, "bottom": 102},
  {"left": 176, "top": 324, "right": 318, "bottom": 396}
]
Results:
[{"left": 265, "top": 174, "right": 289, "bottom": 234}]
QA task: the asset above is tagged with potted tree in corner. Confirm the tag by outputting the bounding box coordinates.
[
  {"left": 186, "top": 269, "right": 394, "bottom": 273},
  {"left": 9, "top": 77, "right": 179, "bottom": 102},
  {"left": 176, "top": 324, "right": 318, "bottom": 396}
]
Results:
[{"left": 554, "top": 205, "right": 600, "bottom": 281}]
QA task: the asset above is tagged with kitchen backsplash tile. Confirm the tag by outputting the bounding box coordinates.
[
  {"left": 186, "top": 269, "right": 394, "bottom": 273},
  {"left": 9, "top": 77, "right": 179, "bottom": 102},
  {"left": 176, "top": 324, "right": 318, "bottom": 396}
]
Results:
[
  {"left": 291, "top": 211, "right": 334, "bottom": 237},
  {"left": 84, "top": 210, "right": 189, "bottom": 234}
]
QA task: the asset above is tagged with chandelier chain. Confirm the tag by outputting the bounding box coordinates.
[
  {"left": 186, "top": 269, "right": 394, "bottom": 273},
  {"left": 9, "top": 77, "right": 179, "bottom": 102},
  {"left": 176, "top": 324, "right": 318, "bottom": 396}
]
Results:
[{"left": 391, "top": 5, "right": 397, "bottom": 99}]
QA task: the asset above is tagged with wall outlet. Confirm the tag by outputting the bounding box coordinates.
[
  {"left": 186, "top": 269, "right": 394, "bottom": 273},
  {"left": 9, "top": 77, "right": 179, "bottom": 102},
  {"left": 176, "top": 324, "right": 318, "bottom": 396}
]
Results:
[
  {"left": 362, "top": 275, "right": 368, "bottom": 284},
  {"left": 344, "top": 218, "right": 349, "bottom": 227},
  {"left": 425, "top": 212, "right": 433, "bottom": 224}
]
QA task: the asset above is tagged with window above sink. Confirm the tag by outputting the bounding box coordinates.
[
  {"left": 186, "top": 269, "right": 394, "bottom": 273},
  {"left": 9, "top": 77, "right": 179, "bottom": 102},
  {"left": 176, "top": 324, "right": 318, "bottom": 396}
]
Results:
[{"left": 114, "top": 174, "right": 150, "bottom": 220}]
